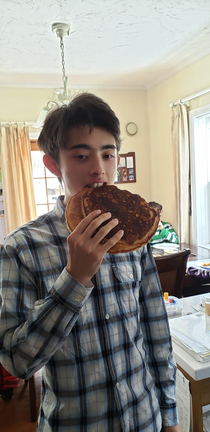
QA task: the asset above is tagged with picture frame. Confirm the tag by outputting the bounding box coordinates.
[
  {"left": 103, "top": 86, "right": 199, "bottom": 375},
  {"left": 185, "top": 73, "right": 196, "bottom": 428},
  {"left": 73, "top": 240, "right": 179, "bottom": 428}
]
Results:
[{"left": 115, "top": 152, "right": 136, "bottom": 184}]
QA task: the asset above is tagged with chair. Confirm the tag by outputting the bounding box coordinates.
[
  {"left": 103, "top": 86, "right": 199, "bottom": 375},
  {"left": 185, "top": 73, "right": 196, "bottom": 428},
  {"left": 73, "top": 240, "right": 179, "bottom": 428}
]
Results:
[
  {"left": 25, "top": 375, "right": 37, "bottom": 422},
  {"left": 154, "top": 248, "right": 191, "bottom": 298}
]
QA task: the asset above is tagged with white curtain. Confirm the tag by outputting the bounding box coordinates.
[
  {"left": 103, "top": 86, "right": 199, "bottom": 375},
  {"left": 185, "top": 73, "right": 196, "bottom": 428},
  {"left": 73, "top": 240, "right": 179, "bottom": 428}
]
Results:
[
  {"left": 171, "top": 103, "right": 190, "bottom": 243},
  {"left": 0, "top": 124, "right": 36, "bottom": 234}
]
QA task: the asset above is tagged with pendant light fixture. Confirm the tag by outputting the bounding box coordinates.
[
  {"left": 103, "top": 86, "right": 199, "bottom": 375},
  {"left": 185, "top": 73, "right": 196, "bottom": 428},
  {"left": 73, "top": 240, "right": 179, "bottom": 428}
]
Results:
[{"left": 33, "top": 22, "right": 73, "bottom": 128}]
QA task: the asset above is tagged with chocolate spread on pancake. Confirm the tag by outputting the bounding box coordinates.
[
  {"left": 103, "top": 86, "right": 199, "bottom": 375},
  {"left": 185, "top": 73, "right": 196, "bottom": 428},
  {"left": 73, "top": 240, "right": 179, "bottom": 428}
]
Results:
[{"left": 81, "top": 186, "right": 154, "bottom": 244}]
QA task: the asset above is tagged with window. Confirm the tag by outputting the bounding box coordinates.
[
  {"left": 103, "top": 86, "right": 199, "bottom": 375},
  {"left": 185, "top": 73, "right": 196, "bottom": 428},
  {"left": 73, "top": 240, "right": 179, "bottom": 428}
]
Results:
[
  {"left": 189, "top": 105, "right": 210, "bottom": 250},
  {"left": 31, "top": 140, "right": 63, "bottom": 216}
]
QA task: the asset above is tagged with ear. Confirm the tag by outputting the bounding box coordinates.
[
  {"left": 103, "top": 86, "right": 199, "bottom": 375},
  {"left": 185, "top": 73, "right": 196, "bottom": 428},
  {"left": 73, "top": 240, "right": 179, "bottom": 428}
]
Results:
[{"left": 43, "top": 154, "right": 62, "bottom": 177}]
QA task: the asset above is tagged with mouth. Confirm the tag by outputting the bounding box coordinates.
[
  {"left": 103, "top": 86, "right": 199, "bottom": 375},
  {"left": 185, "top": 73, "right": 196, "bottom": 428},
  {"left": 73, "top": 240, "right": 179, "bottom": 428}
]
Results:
[{"left": 85, "top": 182, "right": 106, "bottom": 188}]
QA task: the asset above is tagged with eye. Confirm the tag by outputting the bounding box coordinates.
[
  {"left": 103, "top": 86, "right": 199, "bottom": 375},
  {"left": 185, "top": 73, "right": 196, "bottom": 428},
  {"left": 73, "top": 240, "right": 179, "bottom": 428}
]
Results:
[
  {"left": 75, "top": 155, "right": 88, "bottom": 159},
  {"left": 103, "top": 153, "right": 115, "bottom": 159}
]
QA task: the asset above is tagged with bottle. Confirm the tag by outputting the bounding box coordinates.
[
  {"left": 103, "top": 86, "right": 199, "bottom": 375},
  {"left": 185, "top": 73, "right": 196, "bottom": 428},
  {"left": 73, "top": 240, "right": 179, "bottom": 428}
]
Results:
[
  {"left": 164, "top": 292, "right": 169, "bottom": 304},
  {"left": 164, "top": 292, "right": 169, "bottom": 301}
]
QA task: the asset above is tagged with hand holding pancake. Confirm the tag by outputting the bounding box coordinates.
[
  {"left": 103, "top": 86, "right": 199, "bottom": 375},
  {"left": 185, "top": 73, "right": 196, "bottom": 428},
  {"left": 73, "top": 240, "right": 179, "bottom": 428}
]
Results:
[
  {"left": 65, "top": 185, "right": 159, "bottom": 255},
  {"left": 66, "top": 209, "right": 124, "bottom": 286}
]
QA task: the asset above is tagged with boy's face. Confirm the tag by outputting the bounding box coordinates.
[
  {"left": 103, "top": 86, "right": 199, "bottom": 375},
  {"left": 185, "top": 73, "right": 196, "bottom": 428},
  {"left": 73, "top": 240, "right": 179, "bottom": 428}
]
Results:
[{"left": 54, "top": 126, "right": 120, "bottom": 205}]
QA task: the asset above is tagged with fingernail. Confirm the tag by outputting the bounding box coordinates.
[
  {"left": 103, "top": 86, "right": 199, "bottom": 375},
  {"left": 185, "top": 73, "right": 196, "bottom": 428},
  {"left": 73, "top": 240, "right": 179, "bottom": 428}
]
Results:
[{"left": 95, "top": 209, "right": 101, "bottom": 213}]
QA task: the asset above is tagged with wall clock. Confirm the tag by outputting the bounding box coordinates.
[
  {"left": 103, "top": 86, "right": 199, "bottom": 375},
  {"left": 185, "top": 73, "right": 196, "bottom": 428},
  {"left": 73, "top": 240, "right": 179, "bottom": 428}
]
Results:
[{"left": 126, "top": 122, "right": 138, "bottom": 136}]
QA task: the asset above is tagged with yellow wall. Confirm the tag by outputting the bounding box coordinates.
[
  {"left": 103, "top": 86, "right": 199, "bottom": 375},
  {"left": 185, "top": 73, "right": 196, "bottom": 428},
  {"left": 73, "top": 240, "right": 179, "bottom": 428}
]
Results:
[
  {"left": 1, "top": 52, "right": 210, "bottom": 231},
  {"left": 0, "top": 88, "right": 151, "bottom": 200},
  {"left": 147, "top": 53, "right": 210, "bottom": 230}
]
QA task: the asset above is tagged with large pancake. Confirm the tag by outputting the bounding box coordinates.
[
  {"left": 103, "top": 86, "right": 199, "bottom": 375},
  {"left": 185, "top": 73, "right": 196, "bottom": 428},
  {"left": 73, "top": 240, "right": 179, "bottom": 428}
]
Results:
[{"left": 65, "top": 185, "right": 159, "bottom": 254}]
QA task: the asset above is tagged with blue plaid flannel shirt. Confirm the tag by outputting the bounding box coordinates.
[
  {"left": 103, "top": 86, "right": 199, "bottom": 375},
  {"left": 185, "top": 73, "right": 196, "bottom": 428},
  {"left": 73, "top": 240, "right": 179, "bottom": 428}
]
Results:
[{"left": 0, "top": 197, "right": 179, "bottom": 431}]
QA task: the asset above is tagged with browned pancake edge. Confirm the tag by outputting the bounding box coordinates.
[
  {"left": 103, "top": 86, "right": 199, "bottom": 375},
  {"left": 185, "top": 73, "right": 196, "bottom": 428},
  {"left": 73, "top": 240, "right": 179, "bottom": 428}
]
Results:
[{"left": 65, "top": 188, "right": 87, "bottom": 232}]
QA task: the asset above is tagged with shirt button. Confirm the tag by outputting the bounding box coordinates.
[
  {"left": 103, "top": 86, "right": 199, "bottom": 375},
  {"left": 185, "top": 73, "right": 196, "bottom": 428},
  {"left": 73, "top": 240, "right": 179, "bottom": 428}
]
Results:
[
  {"left": 105, "top": 314, "right": 110, "bottom": 320},
  {"left": 130, "top": 274, "right": 133, "bottom": 279},
  {"left": 74, "top": 297, "right": 80, "bottom": 302},
  {"left": 116, "top": 382, "right": 120, "bottom": 388}
]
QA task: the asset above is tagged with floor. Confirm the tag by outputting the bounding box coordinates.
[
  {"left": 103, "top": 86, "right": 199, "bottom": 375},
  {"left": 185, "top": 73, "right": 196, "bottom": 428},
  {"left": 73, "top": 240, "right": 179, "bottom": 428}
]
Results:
[{"left": 0, "top": 370, "right": 41, "bottom": 432}]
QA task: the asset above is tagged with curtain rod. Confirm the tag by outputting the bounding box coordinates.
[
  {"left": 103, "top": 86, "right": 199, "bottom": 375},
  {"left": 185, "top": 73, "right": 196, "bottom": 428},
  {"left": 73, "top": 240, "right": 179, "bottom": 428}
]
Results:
[
  {"left": 169, "top": 87, "right": 210, "bottom": 107},
  {"left": 0, "top": 121, "right": 35, "bottom": 126}
]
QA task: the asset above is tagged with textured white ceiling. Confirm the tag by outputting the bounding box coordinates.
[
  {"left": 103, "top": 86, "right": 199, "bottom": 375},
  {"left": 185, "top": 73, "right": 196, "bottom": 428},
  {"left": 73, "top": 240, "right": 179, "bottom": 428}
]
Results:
[{"left": 1, "top": 0, "right": 210, "bottom": 88}]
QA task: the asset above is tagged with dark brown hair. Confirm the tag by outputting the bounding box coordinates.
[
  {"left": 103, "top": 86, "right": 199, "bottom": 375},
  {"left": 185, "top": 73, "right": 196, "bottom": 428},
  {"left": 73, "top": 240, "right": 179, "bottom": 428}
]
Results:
[
  {"left": 38, "top": 92, "right": 122, "bottom": 163},
  {"left": 148, "top": 201, "right": 162, "bottom": 212}
]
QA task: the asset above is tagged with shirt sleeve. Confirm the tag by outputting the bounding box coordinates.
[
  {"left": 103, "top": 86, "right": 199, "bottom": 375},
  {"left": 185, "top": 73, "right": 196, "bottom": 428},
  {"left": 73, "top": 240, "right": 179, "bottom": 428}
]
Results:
[
  {"left": 140, "top": 244, "right": 179, "bottom": 427},
  {"left": 0, "top": 239, "right": 94, "bottom": 380}
]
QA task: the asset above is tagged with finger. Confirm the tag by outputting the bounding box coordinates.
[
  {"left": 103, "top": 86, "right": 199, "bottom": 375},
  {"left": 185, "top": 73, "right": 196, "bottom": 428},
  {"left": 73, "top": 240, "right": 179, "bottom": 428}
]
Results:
[
  {"left": 92, "top": 217, "right": 120, "bottom": 244},
  {"left": 101, "top": 229, "right": 124, "bottom": 253},
  {"left": 79, "top": 211, "right": 113, "bottom": 238},
  {"left": 73, "top": 210, "right": 102, "bottom": 234}
]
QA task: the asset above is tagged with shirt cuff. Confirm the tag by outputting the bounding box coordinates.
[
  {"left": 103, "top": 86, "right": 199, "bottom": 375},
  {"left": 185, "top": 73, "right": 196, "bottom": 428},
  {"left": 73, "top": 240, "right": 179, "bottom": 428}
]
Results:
[
  {"left": 161, "top": 406, "right": 179, "bottom": 427},
  {"left": 50, "top": 267, "right": 94, "bottom": 312}
]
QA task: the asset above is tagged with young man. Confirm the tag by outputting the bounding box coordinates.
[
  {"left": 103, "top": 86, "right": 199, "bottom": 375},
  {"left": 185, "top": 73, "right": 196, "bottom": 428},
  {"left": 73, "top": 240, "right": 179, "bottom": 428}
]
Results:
[
  {"left": 148, "top": 202, "right": 179, "bottom": 245},
  {"left": 0, "top": 94, "right": 181, "bottom": 432}
]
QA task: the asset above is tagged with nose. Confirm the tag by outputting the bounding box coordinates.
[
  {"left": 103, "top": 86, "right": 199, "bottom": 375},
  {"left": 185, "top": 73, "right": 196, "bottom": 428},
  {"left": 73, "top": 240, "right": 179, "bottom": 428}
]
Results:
[{"left": 89, "top": 155, "right": 104, "bottom": 176}]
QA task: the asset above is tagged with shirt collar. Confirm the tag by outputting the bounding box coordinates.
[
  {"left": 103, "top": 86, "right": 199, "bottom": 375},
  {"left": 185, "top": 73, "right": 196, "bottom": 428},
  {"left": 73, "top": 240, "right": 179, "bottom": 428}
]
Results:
[{"left": 53, "top": 195, "right": 67, "bottom": 225}]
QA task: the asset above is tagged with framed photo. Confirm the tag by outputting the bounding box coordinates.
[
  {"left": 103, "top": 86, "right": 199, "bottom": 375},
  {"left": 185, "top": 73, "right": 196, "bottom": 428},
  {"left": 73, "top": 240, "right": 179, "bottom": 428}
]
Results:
[{"left": 115, "top": 152, "right": 136, "bottom": 184}]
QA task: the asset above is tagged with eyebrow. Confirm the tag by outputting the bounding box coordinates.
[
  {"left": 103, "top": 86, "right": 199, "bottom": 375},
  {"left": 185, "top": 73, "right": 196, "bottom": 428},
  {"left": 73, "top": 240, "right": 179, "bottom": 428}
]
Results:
[{"left": 69, "top": 144, "right": 116, "bottom": 151}]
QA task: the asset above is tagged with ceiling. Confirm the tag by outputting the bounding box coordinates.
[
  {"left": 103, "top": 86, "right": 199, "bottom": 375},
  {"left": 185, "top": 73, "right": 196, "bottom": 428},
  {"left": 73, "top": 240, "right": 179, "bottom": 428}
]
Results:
[{"left": 1, "top": 0, "right": 210, "bottom": 89}]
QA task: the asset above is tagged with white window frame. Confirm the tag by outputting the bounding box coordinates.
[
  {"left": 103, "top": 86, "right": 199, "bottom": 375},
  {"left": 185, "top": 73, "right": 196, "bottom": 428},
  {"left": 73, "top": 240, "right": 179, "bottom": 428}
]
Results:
[{"left": 189, "top": 103, "right": 210, "bottom": 250}]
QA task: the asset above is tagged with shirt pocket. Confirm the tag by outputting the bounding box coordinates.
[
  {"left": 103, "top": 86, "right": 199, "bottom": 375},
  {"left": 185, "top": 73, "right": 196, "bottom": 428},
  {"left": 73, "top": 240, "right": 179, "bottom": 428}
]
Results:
[{"left": 111, "top": 261, "right": 142, "bottom": 317}]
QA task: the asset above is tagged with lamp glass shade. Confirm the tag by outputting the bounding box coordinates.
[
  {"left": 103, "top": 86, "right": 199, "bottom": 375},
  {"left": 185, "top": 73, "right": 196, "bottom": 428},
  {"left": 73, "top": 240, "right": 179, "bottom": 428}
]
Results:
[{"left": 33, "top": 106, "right": 51, "bottom": 129}]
